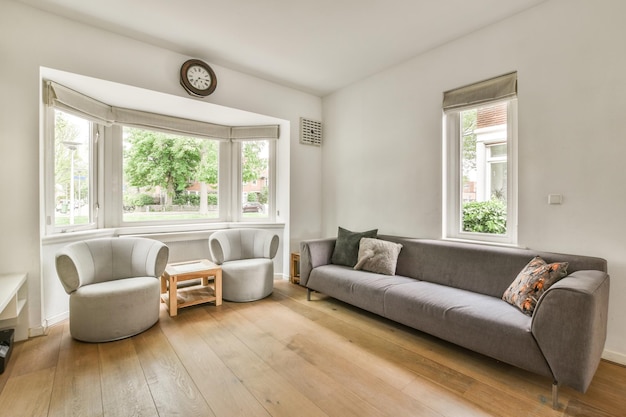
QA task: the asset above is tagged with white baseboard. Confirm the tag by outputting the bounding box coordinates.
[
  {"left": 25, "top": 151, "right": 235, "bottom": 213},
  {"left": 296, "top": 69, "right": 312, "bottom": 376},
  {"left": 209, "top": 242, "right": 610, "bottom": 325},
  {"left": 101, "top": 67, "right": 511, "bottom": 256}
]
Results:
[
  {"left": 28, "top": 325, "right": 48, "bottom": 338},
  {"left": 47, "top": 311, "right": 69, "bottom": 327},
  {"left": 602, "top": 349, "right": 626, "bottom": 366},
  {"left": 27, "top": 311, "right": 68, "bottom": 338}
]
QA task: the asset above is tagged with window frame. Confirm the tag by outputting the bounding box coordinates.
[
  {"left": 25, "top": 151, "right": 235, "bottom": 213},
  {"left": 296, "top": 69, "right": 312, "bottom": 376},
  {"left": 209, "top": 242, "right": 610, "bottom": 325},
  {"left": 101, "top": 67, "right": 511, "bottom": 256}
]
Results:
[
  {"left": 43, "top": 80, "right": 280, "bottom": 236},
  {"left": 44, "top": 106, "right": 101, "bottom": 235},
  {"left": 443, "top": 98, "right": 518, "bottom": 245},
  {"left": 115, "top": 125, "right": 228, "bottom": 226},
  {"left": 234, "top": 139, "right": 276, "bottom": 223}
]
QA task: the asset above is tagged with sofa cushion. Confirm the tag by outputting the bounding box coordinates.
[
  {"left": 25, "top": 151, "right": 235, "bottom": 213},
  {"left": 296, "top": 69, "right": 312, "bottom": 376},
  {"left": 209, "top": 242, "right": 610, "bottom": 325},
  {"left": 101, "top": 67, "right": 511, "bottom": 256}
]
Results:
[
  {"left": 331, "top": 227, "right": 378, "bottom": 267},
  {"left": 307, "top": 264, "right": 416, "bottom": 316},
  {"left": 502, "top": 256, "right": 568, "bottom": 316},
  {"left": 383, "top": 281, "right": 553, "bottom": 378},
  {"left": 354, "top": 238, "right": 403, "bottom": 275}
]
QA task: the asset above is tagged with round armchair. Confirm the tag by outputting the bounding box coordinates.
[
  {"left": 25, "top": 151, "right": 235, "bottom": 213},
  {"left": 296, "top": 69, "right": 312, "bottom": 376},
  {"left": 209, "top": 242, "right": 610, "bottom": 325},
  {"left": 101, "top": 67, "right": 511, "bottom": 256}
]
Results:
[
  {"left": 208, "top": 229, "right": 279, "bottom": 302},
  {"left": 55, "top": 237, "right": 169, "bottom": 342}
]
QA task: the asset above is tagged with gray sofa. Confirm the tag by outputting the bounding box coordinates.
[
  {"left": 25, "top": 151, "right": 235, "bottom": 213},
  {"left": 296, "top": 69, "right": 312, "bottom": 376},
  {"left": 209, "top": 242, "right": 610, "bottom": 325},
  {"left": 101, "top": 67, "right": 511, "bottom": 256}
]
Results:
[{"left": 299, "top": 235, "right": 609, "bottom": 408}]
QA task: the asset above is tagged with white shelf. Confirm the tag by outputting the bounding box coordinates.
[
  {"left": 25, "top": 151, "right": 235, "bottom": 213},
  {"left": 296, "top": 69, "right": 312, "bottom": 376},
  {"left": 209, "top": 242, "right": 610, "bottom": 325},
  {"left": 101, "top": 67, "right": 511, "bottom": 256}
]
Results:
[{"left": 0, "top": 273, "right": 28, "bottom": 341}]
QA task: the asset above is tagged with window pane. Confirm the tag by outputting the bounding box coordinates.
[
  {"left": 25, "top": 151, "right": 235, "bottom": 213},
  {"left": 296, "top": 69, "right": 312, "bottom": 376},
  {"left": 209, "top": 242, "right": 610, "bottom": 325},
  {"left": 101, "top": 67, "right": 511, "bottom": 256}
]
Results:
[
  {"left": 122, "top": 127, "right": 219, "bottom": 222},
  {"left": 54, "top": 109, "right": 91, "bottom": 227},
  {"left": 460, "top": 102, "right": 508, "bottom": 235},
  {"left": 241, "top": 140, "right": 269, "bottom": 218},
  {"left": 489, "top": 144, "right": 507, "bottom": 158}
]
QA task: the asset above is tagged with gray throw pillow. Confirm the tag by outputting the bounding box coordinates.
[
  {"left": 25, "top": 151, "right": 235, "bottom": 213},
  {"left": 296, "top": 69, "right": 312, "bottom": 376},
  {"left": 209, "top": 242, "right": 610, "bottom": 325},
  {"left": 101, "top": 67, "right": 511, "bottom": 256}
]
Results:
[
  {"left": 354, "top": 238, "right": 403, "bottom": 275},
  {"left": 331, "top": 227, "right": 378, "bottom": 267}
]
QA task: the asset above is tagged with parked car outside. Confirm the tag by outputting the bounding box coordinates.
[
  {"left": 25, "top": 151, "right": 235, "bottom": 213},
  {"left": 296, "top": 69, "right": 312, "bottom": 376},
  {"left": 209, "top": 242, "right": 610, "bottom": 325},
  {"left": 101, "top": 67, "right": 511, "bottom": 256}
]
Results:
[{"left": 242, "top": 202, "right": 264, "bottom": 213}]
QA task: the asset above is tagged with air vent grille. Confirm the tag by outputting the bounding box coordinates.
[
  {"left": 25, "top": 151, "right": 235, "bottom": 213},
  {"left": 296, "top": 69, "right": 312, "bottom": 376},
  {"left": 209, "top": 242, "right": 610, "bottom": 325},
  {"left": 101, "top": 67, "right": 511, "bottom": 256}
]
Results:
[{"left": 300, "top": 118, "right": 322, "bottom": 146}]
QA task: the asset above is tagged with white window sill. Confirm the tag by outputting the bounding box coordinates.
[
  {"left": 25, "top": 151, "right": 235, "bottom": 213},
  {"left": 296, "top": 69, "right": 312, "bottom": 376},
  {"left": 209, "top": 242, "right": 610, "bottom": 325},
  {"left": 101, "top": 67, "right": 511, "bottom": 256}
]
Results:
[{"left": 42, "top": 222, "right": 285, "bottom": 245}]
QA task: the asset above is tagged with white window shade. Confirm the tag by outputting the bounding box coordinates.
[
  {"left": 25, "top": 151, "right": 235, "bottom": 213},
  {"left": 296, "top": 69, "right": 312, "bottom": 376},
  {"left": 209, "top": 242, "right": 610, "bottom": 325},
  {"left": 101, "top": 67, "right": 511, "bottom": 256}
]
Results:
[
  {"left": 443, "top": 72, "right": 517, "bottom": 111},
  {"left": 114, "top": 107, "right": 231, "bottom": 140},
  {"left": 230, "top": 125, "right": 280, "bottom": 141},
  {"left": 45, "top": 81, "right": 114, "bottom": 124},
  {"left": 45, "top": 80, "right": 280, "bottom": 141}
]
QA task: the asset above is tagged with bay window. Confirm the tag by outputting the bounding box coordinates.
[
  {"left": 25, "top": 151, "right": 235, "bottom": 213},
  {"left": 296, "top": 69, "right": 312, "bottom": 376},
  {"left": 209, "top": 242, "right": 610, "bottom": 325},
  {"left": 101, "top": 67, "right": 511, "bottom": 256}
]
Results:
[{"left": 43, "top": 80, "right": 280, "bottom": 235}]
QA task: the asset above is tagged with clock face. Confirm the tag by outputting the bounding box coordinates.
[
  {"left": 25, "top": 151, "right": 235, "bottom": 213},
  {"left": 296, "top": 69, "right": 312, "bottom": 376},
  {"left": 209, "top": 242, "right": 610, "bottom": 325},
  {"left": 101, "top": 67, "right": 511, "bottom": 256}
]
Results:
[
  {"left": 180, "top": 59, "right": 217, "bottom": 97},
  {"left": 187, "top": 65, "right": 212, "bottom": 90}
]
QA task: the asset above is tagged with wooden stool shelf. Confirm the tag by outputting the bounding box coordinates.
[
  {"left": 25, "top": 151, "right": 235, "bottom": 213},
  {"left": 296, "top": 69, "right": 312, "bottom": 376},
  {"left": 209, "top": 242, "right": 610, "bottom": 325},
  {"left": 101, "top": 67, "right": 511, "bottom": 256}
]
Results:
[
  {"left": 161, "top": 259, "right": 222, "bottom": 317},
  {"left": 290, "top": 252, "right": 300, "bottom": 284}
]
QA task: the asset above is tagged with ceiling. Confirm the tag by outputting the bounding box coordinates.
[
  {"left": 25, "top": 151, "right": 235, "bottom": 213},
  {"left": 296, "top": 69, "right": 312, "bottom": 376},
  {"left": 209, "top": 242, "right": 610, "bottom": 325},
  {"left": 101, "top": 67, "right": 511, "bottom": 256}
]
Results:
[{"left": 19, "top": 0, "right": 546, "bottom": 96}]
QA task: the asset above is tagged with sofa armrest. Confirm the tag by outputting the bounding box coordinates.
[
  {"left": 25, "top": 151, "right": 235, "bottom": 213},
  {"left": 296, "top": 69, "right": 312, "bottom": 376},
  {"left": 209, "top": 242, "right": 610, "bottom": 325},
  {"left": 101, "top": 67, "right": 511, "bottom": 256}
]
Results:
[
  {"left": 531, "top": 270, "right": 610, "bottom": 392},
  {"left": 299, "top": 238, "right": 336, "bottom": 286}
]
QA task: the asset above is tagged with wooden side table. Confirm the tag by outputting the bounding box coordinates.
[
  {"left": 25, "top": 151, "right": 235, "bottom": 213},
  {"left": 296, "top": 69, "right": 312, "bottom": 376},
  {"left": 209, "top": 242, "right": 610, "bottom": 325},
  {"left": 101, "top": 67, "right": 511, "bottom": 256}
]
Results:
[
  {"left": 160, "top": 259, "right": 222, "bottom": 317},
  {"left": 290, "top": 252, "right": 300, "bottom": 284}
]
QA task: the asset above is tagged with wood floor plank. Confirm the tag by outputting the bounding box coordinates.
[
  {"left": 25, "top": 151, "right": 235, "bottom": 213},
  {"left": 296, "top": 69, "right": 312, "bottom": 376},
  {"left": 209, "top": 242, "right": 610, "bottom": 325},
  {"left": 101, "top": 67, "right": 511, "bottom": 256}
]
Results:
[
  {"left": 230, "top": 295, "right": 418, "bottom": 390},
  {"left": 213, "top": 302, "right": 411, "bottom": 417},
  {"left": 0, "top": 338, "right": 24, "bottom": 393},
  {"left": 274, "top": 281, "right": 564, "bottom": 409},
  {"left": 229, "top": 297, "right": 489, "bottom": 417},
  {"left": 9, "top": 323, "right": 63, "bottom": 378},
  {"left": 227, "top": 296, "right": 420, "bottom": 389},
  {"left": 0, "top": 367, "right": 56, "bottom": 417},
  {"left": 47, "top": 323, "right": 103, "bottom": 417},
  {"left": 190, "top": 306, "right": 330, "bottom": 417},
  {"left": 158, "top": 306, "right": 272, "bottom": 417},
  {"left": 563, "top": 398, "right": 616, "bottom": 417},
  {"left": 99, "top": 337, "right": 159, "bottom": 417},
  {"left": 288, "top": 330, "right": 454, "bottom": 417},
  {"left": 1, "top": 279, "right": 625, "bottom": 417},
  {"left": 132, "top": 322, "right": 214, "bottom": 417},
  {"left": 461, "top": 375, "right": 564, "bottom": 417},
  {"left": 401, "top": 374, "right": 495, "bottom": 417},
  {"left": 273, "top": 290, "right": 476, "bottom": 395}
]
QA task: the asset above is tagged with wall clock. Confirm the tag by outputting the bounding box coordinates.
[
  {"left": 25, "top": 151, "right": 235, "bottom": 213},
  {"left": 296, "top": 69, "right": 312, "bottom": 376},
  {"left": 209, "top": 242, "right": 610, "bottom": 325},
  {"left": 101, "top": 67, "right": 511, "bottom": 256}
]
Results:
[{"left": 180, "top": 59, "right": 217, "bottom": 97}]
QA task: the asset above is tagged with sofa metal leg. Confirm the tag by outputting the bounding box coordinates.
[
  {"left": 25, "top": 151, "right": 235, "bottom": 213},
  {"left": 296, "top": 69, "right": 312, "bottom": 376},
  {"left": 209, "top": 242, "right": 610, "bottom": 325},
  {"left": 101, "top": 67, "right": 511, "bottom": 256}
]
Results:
[
  {"left": 552, "top": 381, "right": 559, "bottom": 410},
  {"left": 307, "top": 288, "right": 312, "bottom": 301}
]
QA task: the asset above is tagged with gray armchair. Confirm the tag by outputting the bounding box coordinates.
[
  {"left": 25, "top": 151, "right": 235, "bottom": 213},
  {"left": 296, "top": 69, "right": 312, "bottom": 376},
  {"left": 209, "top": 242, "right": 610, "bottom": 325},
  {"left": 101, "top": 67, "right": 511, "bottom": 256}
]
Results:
[
  {"left": 55, "top": 237, "right": 169, "bottom": 342},
  {"left": 208, "top": 229, "right": 279, "bottom": 302}
]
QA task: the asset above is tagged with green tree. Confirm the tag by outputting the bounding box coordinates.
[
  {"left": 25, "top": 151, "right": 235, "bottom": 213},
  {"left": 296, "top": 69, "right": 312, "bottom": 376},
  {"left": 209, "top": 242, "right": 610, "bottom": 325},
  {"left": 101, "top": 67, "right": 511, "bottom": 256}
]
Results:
[
  {"left": 196, "top": 140, "right": 219, "bottom": 214},
  {"left": 242, "top": 141, "right": 267, "bottom": 183},
  {"left": 462, "top": 109, "right": 477, "bottom": 180},
  {"left": 55, "top": 114, "right": 73, "bottom": 199},
  {"left": 124, "top": 129, "right": 202, "bottom": 205},
  {"left": 54, "top": 111, "right": 90, "bottom": 225}
]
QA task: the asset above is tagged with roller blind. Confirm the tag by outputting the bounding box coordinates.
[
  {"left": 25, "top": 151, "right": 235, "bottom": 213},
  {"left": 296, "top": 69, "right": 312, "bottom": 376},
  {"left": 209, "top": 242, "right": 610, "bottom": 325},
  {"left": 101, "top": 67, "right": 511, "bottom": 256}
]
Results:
[
  {"left": 45, "top": 80, "right": 280, "bottom": 140},
  {"left": 45, "top": 81, "right": 114, "bottom": 124},
  {"left": 230, "top": 125, "right": 280, "bottom": 141},
  {"left": 443, "top": 72, "right": 517, "bottom": 111},
  {"left": 114, "top": 107, "right": 231, "bottom": 140}
]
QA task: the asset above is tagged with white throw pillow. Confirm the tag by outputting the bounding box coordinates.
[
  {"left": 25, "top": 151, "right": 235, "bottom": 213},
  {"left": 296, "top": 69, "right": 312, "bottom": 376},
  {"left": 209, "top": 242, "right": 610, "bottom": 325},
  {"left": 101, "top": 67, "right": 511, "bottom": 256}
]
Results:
[{"left": 354, "top": 238, "right": 403, "bottom": 275}]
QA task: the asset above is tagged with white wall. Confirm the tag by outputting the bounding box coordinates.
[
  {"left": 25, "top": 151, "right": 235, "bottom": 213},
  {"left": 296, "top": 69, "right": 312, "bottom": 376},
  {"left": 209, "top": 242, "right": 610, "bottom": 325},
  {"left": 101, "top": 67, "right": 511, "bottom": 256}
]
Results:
[
  {"left": 0, "top": 0, "right": 322, "bottom": 334},
  {"left": 322, "top": 0, "right": 626, "bottom": 363}
]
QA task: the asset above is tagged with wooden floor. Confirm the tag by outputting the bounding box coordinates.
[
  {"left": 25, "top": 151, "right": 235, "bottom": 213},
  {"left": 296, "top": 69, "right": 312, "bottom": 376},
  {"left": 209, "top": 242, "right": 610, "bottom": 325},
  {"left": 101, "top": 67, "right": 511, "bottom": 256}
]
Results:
[{"left": 1, "top": 280, "right": 625, "bottom": 417}]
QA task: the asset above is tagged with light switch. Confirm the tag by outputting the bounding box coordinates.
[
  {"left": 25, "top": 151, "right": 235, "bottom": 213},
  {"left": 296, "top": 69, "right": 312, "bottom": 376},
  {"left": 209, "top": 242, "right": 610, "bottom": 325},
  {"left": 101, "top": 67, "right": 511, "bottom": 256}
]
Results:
[{"left": 548, "top": 194, "right": 563, "bottom": 205}]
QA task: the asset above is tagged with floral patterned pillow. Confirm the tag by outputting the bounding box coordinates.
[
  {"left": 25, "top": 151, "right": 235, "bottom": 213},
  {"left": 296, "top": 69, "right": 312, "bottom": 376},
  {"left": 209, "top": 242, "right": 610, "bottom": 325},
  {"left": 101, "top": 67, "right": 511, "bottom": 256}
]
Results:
[{"left": 502, "top": 256, "right": 569, "bottom": 316}]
